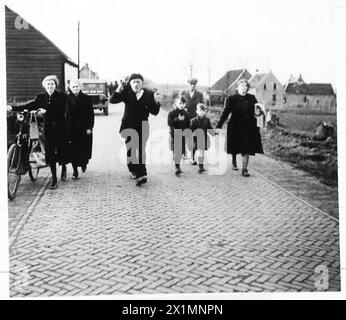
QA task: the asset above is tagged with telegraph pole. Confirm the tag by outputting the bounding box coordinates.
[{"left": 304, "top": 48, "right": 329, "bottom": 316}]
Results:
[{"left": 77, "top": 20, "right": 80, "bottom": 78}]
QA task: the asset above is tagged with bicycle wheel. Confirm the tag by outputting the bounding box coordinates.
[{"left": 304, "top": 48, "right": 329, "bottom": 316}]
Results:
[{"left": 7, "top": 144, "right": 21, "bottom": 200}]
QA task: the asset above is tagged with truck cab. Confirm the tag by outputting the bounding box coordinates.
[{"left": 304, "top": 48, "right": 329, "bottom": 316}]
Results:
[{"left": 79, "top": 79, "right": 109, "bottom": 115}]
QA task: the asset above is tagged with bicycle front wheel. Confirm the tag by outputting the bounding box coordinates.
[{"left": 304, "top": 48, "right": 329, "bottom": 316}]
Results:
[{"left": 7, "top": 144, "right": 21, "bottom": 200}]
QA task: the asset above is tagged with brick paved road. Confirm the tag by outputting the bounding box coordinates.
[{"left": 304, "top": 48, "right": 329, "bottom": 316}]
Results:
[{"left": 8, "top": 104, "right": 340, "bottom": 296}]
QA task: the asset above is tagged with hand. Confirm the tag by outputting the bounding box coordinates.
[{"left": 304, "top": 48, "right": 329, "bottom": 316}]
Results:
[
  {"left": 116, "top": 79, "right": 126, "bottom": 93},
  {"left": 6, "top": 105, "right": 12, "bottom": 112},
  {"left": 86, "top": 129, "right": 92, "bottom": 135},
  {"left": 37, "top": 108, "right": 46, "bottom": 115},
  {"left": 178, "top": 114, "right": 185, "bottom": 121}
]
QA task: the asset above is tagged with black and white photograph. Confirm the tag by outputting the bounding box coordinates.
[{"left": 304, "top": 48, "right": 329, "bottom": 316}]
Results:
[{"left": 0, "top": 0, "right": 345, "bottom": 299}]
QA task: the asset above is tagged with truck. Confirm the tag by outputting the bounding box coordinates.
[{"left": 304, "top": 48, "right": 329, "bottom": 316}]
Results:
[{"left": 79, "top": 79, "right": 109, "bottom": 115}]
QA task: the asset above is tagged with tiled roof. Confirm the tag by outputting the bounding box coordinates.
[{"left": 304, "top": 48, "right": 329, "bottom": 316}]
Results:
[
  {"left": 285, "top": 82, "right": 335, "bottom": 95},
  {"left": 249, "top": 73, "right": 267, "bottom": 88},
  {"left": 211, "top": 69, "right": 248, "bottom": 91}
]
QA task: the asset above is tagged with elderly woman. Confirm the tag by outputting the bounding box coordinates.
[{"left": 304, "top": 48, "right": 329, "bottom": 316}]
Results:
[
  {"left": 7, "top": 75, "right": 72, "bottom": 189},
  {"left": 216, "top": 79, "right": 263, "bottom": 177},
  {"left": 68, "top": 79, "right": 95, "bottom": 179}
]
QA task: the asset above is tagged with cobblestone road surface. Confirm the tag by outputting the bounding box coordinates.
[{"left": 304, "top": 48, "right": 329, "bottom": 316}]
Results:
[{"left": 8, "top": 104, "right": 340, "bottom": 296}]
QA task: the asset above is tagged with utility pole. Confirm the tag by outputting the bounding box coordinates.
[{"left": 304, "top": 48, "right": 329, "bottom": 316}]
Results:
[{"left": 77, "top": 20, "right": 80, "bottom": 78}]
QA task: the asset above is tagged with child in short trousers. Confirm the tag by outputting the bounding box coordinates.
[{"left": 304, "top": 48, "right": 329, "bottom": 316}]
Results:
[
  {"left": 190, "top": 103, "right": 216, "bottom": 173},
  {"left": 167, "top": 96, "right": 191, "bottom": 175}
]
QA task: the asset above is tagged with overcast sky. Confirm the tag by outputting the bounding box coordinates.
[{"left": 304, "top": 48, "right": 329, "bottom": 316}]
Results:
[{"left": 4, "top": 0, "right": 337, "bottom": 85}]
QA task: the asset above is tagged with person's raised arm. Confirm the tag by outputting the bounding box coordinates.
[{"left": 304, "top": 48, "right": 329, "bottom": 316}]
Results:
[{"left": 109, "top": 79, "right": 126, "bottom": 104}]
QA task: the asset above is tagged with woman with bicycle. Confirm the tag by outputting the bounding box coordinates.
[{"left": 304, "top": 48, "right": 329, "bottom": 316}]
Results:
[{"left": 7, "top": 75, "right": 72, "bottom": 190}]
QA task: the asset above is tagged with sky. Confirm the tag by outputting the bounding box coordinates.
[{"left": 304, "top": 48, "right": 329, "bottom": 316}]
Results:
[{"left": 2, "top": 0, "right": 338, "bottom": 85}]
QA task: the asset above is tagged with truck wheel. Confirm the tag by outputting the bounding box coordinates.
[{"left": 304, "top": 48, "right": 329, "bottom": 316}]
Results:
[{"left": 104, "top": 107, "right": 109, "bottom": 115}]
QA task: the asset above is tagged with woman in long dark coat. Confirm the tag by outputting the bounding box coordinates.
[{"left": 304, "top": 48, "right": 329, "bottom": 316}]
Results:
[
  {"left": 68, "top": 79, "right": 95, "bottom": 179},
  {"left": 216, "top": 79, "right": 263, "bottom": 177},
  {"left": 8, "top": 75, "right": 72, "bottom": 189}
]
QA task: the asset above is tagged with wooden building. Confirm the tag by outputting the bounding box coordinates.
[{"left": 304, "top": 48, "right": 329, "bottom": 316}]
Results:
[
  {"left": 283, "top": 74, "right": 336, "bottom": 112},
  {"left": 248, "top": 70, "right": 284, "bottom": 109},
  {"left": 5, "top": 6, "right": 78, "bottom": 103}
]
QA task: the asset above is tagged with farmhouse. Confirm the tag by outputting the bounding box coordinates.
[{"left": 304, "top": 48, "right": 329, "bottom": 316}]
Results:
[
  {"left": 5, "top": 6, "right": 78, "bottom": 103},
  {"left": 283, "top": 74, "right": 336, "bottom": 112},
  {"left": 248, "top": 70, "right": 284, "bottom": 109},
  {"left": 210, "top": 69, "right": 252, "bottom": 104}
]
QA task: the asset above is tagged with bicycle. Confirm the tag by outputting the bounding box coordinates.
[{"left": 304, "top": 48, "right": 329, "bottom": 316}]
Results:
[{"left": 7, "top": 109, "right": 44, "bottom": 200}]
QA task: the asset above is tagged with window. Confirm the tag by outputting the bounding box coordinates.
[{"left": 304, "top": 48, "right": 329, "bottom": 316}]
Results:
[
  {"left": 317, "top": 99, "right": 320, "bottom": 104},
  {"left": 264, "top": 83, "right": 267, "bottom": 90},
  {"left": 303, "top": 96, "right": 307, "bottom": 103},
  {"left": 272, "top": 94, "right": 276, "bottom": 101},
  {"left": 283, "top": 96, "right": 287, "bottom": 103},
  {"left": 273, "top": 83, "right": 276, "bottom": 90}
]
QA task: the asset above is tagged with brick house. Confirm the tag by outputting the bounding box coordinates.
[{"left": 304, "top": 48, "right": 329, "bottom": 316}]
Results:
[{"left": 248, "top": 70, "right": 284, "bottom": 109}]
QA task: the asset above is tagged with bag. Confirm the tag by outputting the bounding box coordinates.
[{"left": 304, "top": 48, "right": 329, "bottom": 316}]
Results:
[
  {"left": 29, "top": 112, "right": 39, "bottom": 140},
  {"left": 29, "top": 139, "right": 46, "bottom": 168}
]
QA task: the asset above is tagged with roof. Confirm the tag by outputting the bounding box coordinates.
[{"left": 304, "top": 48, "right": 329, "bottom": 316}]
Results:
[
  {"left": 211, "top": 69, "right": 250, "bottom": 91},
  {"left": 249, "top": 73, "right": 267, "bottom": 88},
  {"left": 5, "top": 6, "right": 77, "bottom": 67},
  {"left": 285, "top": 82, "right": 335, "bottom": 96}
]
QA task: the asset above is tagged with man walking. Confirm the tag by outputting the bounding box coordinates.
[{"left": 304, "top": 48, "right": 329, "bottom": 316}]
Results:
[
  {"left": 180, "top": 77, "right": 204, "bottom": 164},
  {"left": 110, "top": 73, "right": 161, "bottom": 186}
]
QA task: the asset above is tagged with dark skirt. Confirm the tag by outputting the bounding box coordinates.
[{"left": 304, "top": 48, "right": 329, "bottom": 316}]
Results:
[{"left": 225, "top": 121, "right": 263, "bottom": 155}]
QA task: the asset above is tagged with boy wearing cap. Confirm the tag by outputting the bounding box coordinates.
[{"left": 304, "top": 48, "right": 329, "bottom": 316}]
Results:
[{"left": 110, "top": 73, "right": 161, "bottom": 186}]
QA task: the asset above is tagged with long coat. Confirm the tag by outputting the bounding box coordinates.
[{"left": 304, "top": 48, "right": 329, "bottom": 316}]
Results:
[
  {"left": 216, "top": 93, "right": 263, "bottom": 155},
  {"left": 68, "top": 91, "right": 95, "bottom": 166},
  {"left": 167, "top": 108, "right": 191, "bottom": 153},
  {"left": 12, "top": 91, "right": 72, "bottom": 165},
  {"left": 190, "top": 115, "right": 214, "bottom": 151},
  {"left": 181, "top": 90, "right": 204, "bottom": 118}
]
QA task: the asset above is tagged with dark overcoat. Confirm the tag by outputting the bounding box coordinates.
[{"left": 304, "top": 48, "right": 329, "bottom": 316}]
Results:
[
  {"left": 216, "top": 93, "right": 263, "bottom": 155},
  {"left": 190, "top": 115, "right": 214, "bottom": 151},
  {"left": 12, "top": 91, "right": 72, "bottom": 165},
  {"left": 167, "top": 108, "right": 191, "bottom": 153},
  {"left": 68, "top": 91, "right": 95, "bottom": 166},
  {"left": 110, "top": 86, "right": 160, "bottom": 140},
  {"left": 181, "top": 90, "right": 204, "bottom": 118}
]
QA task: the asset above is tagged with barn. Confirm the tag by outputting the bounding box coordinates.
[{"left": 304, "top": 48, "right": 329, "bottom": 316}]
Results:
[
  {"left": 5, "top": 5, "right": 78, "bottom": 103},
  {"left": 209, "top": 69, "right": 252, "bottom": 104},
  {"left": 283, "top": 74, "right": 336, "bottom": 112}
]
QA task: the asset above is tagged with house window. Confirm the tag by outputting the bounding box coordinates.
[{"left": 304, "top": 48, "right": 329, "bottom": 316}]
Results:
[
  {"left": 317, "top": 99, "right": 320, "bottom": 104},
  {"left": 264, "top": 83, "right": 267, "bottom": 90},
  {"left": 283, "top": 96, "right": 287, "bottom": 103},
  {"left": 272, "top": 94, "right": 276, "bottom": 102},
  {"left": 303, "top": 96, "right": 307, "bottom": 103},
  {"left": 273, "top": 83, "right": 276, "bottom": 90}
]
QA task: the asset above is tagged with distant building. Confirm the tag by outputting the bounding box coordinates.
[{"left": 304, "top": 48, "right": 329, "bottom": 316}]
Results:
[
  {"left": 79, "top": 63, "right": 99, "bottom": 79},
  {"left": 283, "top": 74, "right": 336, "bottom": 112},
  {"left": 248, "top": 70, "right": 284, "bottom": 109},
  {"left": 5, "top": 6, "right": 78, "bottom": 103},
  {"left": 210, "top": 69, "right": 252, "bottom": 104}
]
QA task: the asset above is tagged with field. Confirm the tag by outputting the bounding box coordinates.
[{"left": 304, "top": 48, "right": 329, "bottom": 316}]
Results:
[{"left": 209, "top": 105, "right": 338, "bottom": 188}]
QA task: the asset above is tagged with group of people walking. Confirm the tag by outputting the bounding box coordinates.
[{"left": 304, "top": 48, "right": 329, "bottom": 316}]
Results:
[
  {"left": 8, "top": 76, "right": 95, "bottom": 189},
  {"left": 7, "top": 72, "right": 264, "bottom": 189}
]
